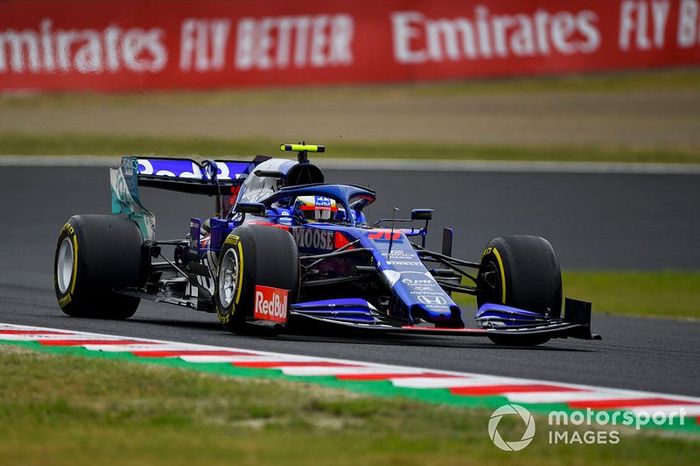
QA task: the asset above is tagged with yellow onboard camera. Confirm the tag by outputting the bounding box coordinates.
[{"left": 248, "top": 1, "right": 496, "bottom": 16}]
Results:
[{"left": 281, "top": 143, "right": 325, "bottom": 163}]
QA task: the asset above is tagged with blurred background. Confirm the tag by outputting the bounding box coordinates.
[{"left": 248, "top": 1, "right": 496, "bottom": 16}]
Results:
[
  {"left": 1, "top": 0, "right": 698, "bottom": 161},
  {"left": 1, "top": 0, "right": 699, "bottom": 316}
]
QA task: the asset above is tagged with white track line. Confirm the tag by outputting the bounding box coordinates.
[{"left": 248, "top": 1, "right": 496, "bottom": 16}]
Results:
[
  {"left": 506, "top": 392, "right": 648, "bottom": 404},
  {"left": 392, "top": 377, "right": 524, "bottom": 389},
  {"left": 0, "top": 333, "right": 130, "bottom": 341},
  {"left": 0, "top": 156, "right": 120, "bottom": 167},
  {"left": 1, "top": 155, "right": 699, "bottom": 175},
  {"left": 628, "top": 405, "right": 700, "bottom": 416},
  {"left": 278, "top": 366, "right": 427, "bottom": 377},
  {"left": 318, "top": 159, "right": 700, "bottom": 175},
  {"left": 83, "top": 344, "right": 212, "bottom": 352},
  {"left": 179, "top": 355, "right": 324, "bottom": 364}
]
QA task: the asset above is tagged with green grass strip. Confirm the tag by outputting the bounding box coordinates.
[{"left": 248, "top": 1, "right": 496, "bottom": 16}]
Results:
[
  {"left": 563, "top": 271, "right": 700, "bottom": 319},
  {"left": 1, "top": 133, "right": 700, "bottom": 163},
  {"left": 455, "top": 271, "right": 700, "bottom": 320},
  {"left": 2, "top": 340, "right": 697, "bottom": 434}
]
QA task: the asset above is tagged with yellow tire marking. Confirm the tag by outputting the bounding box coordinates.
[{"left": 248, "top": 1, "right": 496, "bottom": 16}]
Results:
[
  {"left": 491, "top": 248, "right": 507, "bottom": 304},
  {"left": 58, "top": 293, "right": 72, "bottom": 307},
  {"left": 235, "top": 241, "right": 244, "bottom": 305},
  {"left": 69, "top": 234, "right": 78, "bottom": 294}
]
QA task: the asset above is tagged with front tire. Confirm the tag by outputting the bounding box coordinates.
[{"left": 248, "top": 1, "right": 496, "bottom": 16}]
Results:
[
  {"left": 215, "top": 224, "right": 299, "bottom": 334},
  {"left": 54, "top": 215, "right": 146, "bottom": 319},
  {"left": 477, "top": 235, "right": 562, "bottom": 346}
]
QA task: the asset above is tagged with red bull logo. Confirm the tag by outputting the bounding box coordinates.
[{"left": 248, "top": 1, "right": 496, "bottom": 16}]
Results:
[{"left": 254, "top": 285, "right": 289, "bottom": 323}]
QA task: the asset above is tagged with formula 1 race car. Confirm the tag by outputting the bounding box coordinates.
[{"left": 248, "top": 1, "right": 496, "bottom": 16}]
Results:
[{"left": 54, "top": 144, "right": 599, "bottom": 346}]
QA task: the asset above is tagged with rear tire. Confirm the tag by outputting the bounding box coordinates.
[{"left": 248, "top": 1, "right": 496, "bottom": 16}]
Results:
[
  {"left": 477, "top": 235, "right": 562, "bottom": 346},
  {"left": 54, "top": 215, "right": 146, "bottom": 319},
  {"left": 215, "top": 224, "right": 299, "bottom": 334}
]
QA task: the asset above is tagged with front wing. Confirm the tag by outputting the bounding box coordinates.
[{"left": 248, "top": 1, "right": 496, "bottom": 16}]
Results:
[{"left": 289, "top": 298, "right": 601, "bottom": 341}]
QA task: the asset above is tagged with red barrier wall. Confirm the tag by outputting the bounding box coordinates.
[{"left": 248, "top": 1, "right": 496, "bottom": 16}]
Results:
[{"left": 1, "top": 0, "right": 699, "bottom": 91}]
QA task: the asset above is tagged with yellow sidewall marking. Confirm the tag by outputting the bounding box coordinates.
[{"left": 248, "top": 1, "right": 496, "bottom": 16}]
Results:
[
  {"left": 492, "top": 248, "right": 507, "bottom": 304},
  {"left": 58, "top": 294, "right": 71, "bottom": 307},
  {"left": 234, "top": 242, "right": 244, "bottom": 305},
  {"left": 69, "top": 234, "right": 78, "bottom": 295}
]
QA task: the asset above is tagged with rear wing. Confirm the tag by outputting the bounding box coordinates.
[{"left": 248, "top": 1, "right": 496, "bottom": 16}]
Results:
[
  {"left": 135, "top": 156, "right": 268, "bottom": 195},
  {"left": 110, "top": 156, "right": 268, "bottom": 240}
]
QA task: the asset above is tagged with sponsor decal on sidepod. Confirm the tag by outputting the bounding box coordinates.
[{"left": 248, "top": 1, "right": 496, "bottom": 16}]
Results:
[{"left": 291, "top": 227, "right": 335, "bottom": 252}]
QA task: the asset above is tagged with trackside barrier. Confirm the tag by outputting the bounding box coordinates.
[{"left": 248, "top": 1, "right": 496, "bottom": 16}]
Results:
[{"left": 1, "top": 0, "right": 699, "bottom": 92}]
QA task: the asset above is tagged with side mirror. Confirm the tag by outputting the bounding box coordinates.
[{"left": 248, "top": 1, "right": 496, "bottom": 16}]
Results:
[
  {"left": 235, "top": 202, "right": 266, "bottom": 216},
  {"left": 411, "top": 209, "right": 433, "bottom": 221}
]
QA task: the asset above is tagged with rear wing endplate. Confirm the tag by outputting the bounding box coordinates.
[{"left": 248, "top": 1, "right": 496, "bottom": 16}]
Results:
[{"left": 110, "top": 155, "right": 267, "bottom": 240}]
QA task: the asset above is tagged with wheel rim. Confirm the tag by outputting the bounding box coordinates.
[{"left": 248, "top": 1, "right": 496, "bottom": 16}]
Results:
[
  {"left": 57, "top": 237, "right": 74, "bottom": 294},
  {"left": 477, "top": 259, "right": 502, "bottom": 306},
  {"left": 218, "top": 248, "right": 239, "bottom": 309}
]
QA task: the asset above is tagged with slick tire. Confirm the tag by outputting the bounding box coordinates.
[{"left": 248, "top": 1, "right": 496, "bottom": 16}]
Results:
[
  {"left": 215, "top": 224, "right": 299, "bottom": 335},
  {"left": 477, "top": 235, "right": 562, "bottom": 346},
  {"left": 54, "top": 215, "right": 146, "bottom": 319}
]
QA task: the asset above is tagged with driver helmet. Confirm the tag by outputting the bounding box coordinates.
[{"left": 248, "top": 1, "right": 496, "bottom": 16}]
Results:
[{"left": 294, "top": 196, "right": 338, "bottom": 222}]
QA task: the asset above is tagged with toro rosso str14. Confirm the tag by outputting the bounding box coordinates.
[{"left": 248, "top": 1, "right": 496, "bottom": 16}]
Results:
[{"left": 54, "top": 144, "right": 599, "bottom": 346}]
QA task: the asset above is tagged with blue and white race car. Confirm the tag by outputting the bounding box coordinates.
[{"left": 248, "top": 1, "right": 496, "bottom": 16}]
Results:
[{"left": 54, "top": 144, "right": 599, "bottom": 346}]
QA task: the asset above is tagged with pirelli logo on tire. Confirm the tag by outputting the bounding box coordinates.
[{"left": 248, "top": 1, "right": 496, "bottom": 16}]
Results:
[
  {"left": 58, "top": 293, "right": 72, "bottom": 307},
  {"left": 224, "top": 234, "right": 240, "bottom": 246},
  {"left": 62, "top": 223, "right": 75, "bottom": 236},
  {"left": 254, "top": 285, "right": 288, "bottom": 324}
]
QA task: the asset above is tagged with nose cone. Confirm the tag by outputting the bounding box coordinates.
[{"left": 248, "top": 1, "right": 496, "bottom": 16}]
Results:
[{"left": 411, "top": 304, "right": 464, "bottom": 327}]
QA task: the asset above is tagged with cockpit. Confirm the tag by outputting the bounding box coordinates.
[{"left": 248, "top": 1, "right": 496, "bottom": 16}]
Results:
[{"left": 234, "top": 158, "right": 375, "bottom": 227}]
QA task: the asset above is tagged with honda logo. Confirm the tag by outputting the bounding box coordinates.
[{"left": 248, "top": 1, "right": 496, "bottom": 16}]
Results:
[{"left": 417, "top": 295, "right": 447, "bottom": 305}]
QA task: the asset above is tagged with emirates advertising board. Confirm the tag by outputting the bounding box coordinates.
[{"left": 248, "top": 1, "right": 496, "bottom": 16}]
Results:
[{"left": 1, "top": 0, "right": 699, "bottom": 92}]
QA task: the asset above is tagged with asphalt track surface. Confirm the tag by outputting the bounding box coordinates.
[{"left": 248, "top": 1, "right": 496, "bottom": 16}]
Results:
[{"left": 0, "top": 166, "right": 698, "bottom": 396}]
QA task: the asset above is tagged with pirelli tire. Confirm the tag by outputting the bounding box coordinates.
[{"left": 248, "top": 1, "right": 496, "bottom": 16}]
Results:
[
  {"left": 54, "top": 215, "right": 146, "bottom": 319},
  {"left": 477, "top": 235, "right": 562, "bottom": 347},
  {"left": 215, "top": 224, "right": 300, "bottom": 335}
]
